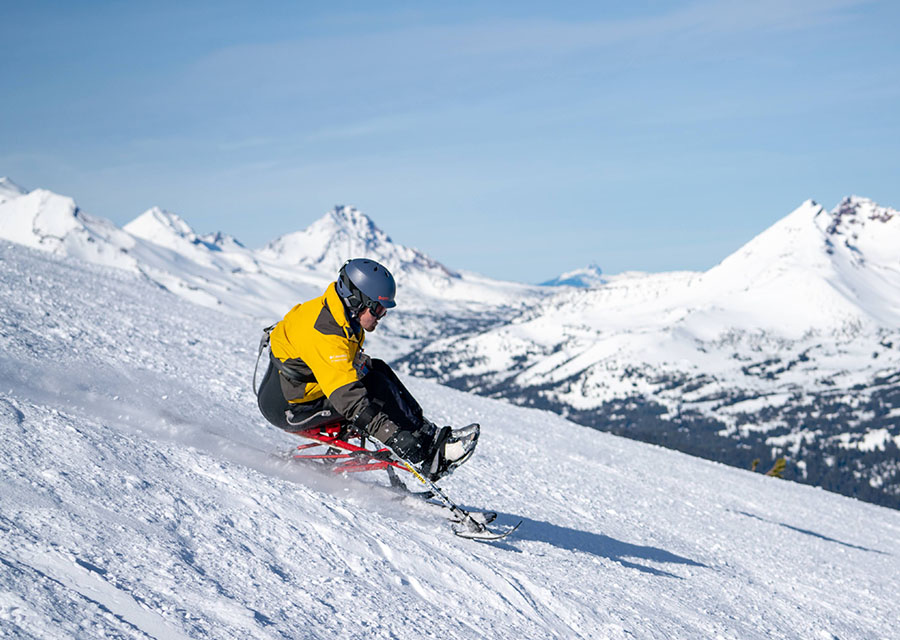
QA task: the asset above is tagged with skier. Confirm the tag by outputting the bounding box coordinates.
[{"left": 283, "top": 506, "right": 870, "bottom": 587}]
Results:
[{"left": 256, "top": 258, "right": 478, "bottom": 479}]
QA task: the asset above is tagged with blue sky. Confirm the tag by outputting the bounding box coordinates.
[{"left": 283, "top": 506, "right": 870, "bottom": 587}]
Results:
[{"left": 2, "top": 1, "right": 899, "bottom": 283}]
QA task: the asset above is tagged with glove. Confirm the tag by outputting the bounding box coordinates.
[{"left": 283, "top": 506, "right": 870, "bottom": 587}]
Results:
[{"left": 385, "top": 428, "right": 431, "bottom": 464}]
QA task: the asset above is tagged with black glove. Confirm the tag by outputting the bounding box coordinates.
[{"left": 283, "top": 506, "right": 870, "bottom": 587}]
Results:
[{"left": 385, "top": 428, "right": 431, "bottom": 464}]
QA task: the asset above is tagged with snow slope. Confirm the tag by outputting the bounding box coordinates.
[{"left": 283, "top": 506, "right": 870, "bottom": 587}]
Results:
[{"left": 2, "top": 239, "right": 899, "bottom": 639}]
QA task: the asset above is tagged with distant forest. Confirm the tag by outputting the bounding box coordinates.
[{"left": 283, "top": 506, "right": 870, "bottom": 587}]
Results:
[{"left": 428, "top": 370, "right": 900, "bottom": 511}]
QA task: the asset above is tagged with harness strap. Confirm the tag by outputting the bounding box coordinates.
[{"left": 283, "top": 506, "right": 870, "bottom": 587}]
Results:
[
  {"left": 252, "top": 324, "right": 277, "bottom": 397},
  {"left": 285, "top": 408, "right": 335, "bottom": 428}
]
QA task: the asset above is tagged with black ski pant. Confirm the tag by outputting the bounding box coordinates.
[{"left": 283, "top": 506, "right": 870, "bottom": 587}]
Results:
[{"left": 257, "top": 358, "right": 426, "bottom": 436}]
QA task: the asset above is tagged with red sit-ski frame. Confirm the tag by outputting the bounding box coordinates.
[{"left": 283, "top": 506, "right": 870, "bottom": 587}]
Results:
[{"left": 291, "top": 423, "right": 410, "bottom": 474}]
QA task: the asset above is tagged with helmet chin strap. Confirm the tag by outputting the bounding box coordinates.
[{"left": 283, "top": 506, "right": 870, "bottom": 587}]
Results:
[
  {"left": 338, "top": 291, "right": 364, "bottom": 322},
  {"left": 338, "top": 273, "right": 363, "bottom": 313}
]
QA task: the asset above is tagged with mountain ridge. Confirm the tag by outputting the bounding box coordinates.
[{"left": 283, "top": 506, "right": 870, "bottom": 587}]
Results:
[
  {"left": 393, "top": 197, "right": 900, "bottom": 508},
  {"left": 2, "top": 178, "right": 898, "bottom": 507},
  {"left": 0, "top": 184, "right": 538, "bottom": 320},
  {"left": 541, "top": 262, "right": 606, "bottom": 288},
  {"left": 0, "top": 176, "right": 28, "bottom": 202}
]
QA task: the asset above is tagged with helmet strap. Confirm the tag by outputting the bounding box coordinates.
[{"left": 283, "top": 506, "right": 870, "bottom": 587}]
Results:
[{"left": 338, "top": 271, "right": 363, "bottom": 312}]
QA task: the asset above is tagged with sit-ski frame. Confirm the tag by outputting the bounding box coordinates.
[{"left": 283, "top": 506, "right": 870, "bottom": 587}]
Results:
[
  {"left": 291, "top": 422, "right": 521, "bottom": 541},
  {"left": 291, "top": 423, "right": 410, "bottom": 474}
]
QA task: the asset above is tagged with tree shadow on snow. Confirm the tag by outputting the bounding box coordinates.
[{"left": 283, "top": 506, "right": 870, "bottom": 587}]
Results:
[{"left": 487, "top": 511, "right": 707, "bottom": 578}]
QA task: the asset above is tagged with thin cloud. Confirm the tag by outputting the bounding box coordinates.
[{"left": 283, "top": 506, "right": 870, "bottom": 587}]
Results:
[{"left": 181, "top": 1, "right": 871, "bottom": 100}]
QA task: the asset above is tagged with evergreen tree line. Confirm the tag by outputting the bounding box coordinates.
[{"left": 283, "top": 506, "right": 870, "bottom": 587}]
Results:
[{"left": 398, "top": 352, "right": 900, "bottom": 511}]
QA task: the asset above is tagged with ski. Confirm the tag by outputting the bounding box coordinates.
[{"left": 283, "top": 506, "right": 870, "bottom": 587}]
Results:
[
  {"left": 453, "top": 520, "right": 521, "bottom": 541},
  {"left": 386, "top": 467, "right": 500, "bottom": 527},
  {"left": 390, "top": 456, "right": 522, "bottom": 542},
  {"left": 449, "top": 509, "right": 498, "bottom": 526},
  {"left": 289, "top": 424, "right": 520, "bottom": 541}
]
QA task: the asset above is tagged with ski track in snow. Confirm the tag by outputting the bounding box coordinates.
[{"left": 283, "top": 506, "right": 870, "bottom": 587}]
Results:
[{"left": 1, "top": 239, "right": 898, "bottom": 640}]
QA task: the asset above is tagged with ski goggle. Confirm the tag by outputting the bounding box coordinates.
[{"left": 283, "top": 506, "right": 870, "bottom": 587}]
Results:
[{"left": 367, "top": 301, "right": 388, "bottom": 319}]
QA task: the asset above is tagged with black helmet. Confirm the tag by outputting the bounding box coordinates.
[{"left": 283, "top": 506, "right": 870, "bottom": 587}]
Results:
[{"left": 336, "top": 258, "right": 397, "bottom": 315}]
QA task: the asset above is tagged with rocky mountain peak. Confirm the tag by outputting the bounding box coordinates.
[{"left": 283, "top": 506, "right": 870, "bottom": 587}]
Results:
[
  {"left": 263, "top": 205, "right": 458, "bottom": 279},
  {"left": 827, "top": 196, "right": 897, "bottom": 233}
]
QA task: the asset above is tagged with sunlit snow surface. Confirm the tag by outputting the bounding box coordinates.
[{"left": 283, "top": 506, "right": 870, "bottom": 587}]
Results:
[{"left": 2, "top": 241, "right": 898, "bottom": 639}]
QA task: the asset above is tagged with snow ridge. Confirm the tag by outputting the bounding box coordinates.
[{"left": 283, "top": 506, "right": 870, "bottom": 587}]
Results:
[
  {"left": 261, "top": 204, "right": 459, "bottom": 278},
  {"left": 0, "top": 187, "right": 537, "bottom": 319},
  {"left": 0, "top": 176, "right": 28, "bottom": 203},
  {"left": 541, "top": 262, "right": 606, "bottom": 288}
]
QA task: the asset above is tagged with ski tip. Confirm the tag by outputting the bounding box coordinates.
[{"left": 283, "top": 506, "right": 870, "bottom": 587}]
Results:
[{"left": 453, "top": 520, "right": 522, "bottom": 542}]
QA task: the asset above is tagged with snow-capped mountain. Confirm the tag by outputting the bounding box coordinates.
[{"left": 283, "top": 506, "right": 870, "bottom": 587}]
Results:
[
  {"left": 2, "top": 236, "right": 898, "bottom": 640},
  {"left": 2, "top": 177, "right": 899, "bottom": 508},
  {"left": 0, "top": 186, "right": 325, "bottom": 318},
  {"left": 0, "top": 187, "right": 143, "bottom": 271},
  {"left": 541, "top": 262, "right": 606, "bottom": 288},
  {"left": 259, "top": 204, "right": 539, "bottom": 310},
  {"left": 124, "top": 206, "right": 266, "bottom": 276},
  {"left": 0, "top": 182, "right": 540, "bottom": 335},
  {"left": 694, "top": 197, "right": 900, "bottom": 333},
  {"left": 397, "top": 197, "right": 900, "bottom": 508},
  {"left": 260, "top": 204, "right": 455, "bottom": 276}
]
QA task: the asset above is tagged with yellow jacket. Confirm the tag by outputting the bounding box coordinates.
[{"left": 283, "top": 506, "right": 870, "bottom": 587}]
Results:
[{"left": 270, "top": 283, "right": 370, "bottom": 421}]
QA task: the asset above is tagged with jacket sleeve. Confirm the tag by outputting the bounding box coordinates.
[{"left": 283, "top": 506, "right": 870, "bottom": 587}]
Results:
[
  {"left": 329, "top": 381, "right": 400, "bottom": 443},
  {"left": 304, "top": 333, "right": 400, "bottom": 442}
]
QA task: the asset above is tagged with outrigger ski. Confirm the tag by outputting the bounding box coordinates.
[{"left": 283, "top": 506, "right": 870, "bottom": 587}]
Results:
[
  {"left": 289, "top": 422, "right": 521, "bottom": 541},
  {"left": 386, "top": 465, "right": 521, "bottom": 541},
  {"left": 383, "top": 466, "right": 521, "bottom": 540}
]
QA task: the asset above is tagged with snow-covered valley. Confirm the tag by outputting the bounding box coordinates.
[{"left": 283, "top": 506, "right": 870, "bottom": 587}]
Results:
[
  {"left": 397, "top": 198, "right": 900, "bottom": 508},
  {"left": 2, "top": 218, "right": 899, "bottom": 637}
]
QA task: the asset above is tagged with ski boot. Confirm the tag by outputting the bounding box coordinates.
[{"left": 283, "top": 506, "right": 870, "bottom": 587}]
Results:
[{"left": 421, "top": 423, "right": 480, "bottom": 481}]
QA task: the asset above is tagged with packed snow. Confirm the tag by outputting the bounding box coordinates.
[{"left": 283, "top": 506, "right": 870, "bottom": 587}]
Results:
[{"left": 2, "top": 236, "right": 898, "bottom": 639}]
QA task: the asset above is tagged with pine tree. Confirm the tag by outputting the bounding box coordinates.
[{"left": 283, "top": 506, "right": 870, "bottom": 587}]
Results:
[{"left": 765, "top": 458, "right": 786, "bottom": 478}]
